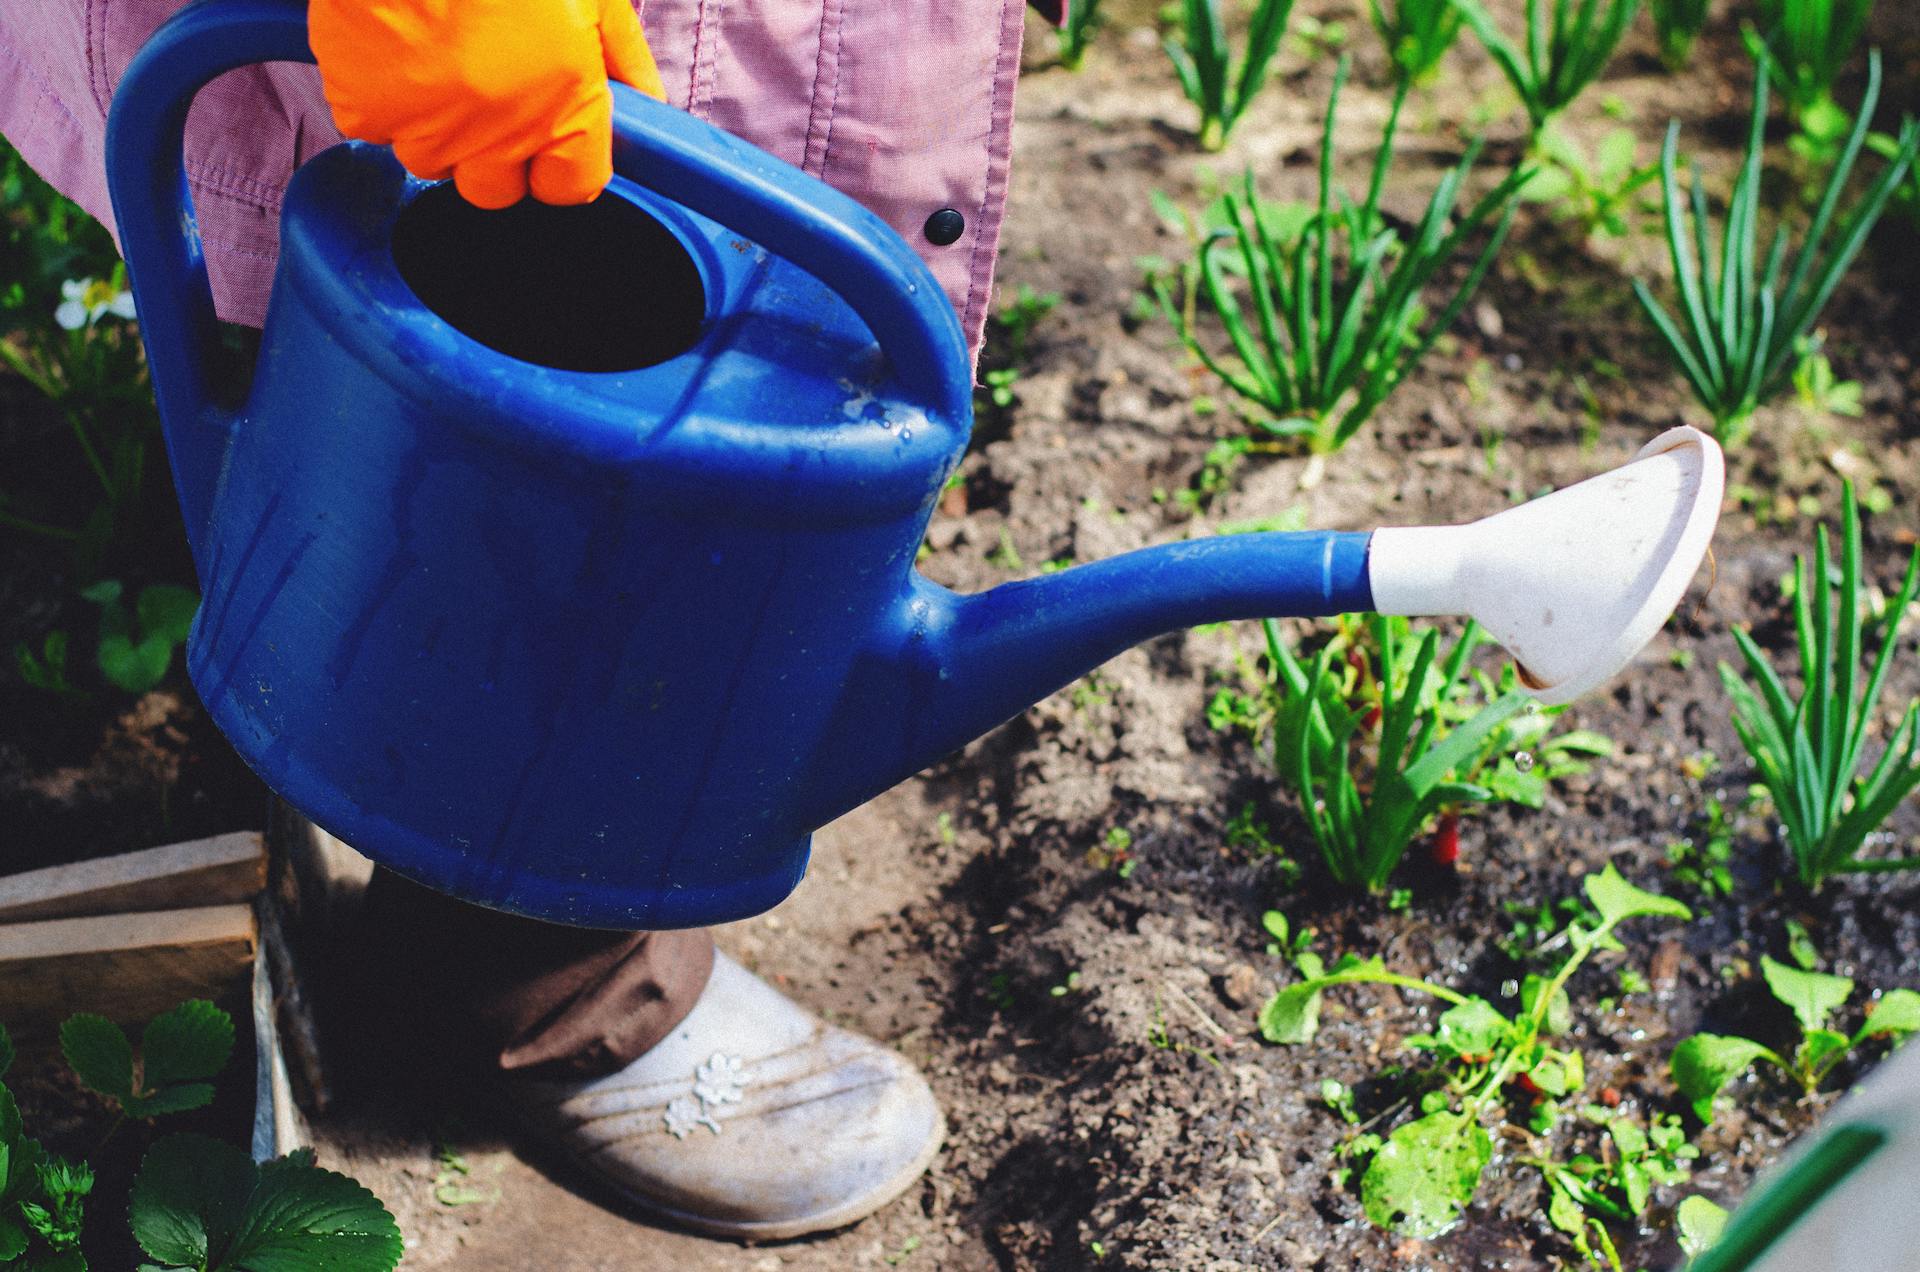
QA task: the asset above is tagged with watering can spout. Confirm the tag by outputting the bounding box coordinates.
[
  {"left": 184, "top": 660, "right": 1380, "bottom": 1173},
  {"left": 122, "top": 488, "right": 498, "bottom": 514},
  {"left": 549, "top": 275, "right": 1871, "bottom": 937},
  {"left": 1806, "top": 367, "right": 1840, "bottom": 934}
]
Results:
[
  {"left": 1369, "top": 425, "right": 1724, "bottom": 704},
  {"left": 809, "top": 426, "right": 1722, "bottom": 823}
]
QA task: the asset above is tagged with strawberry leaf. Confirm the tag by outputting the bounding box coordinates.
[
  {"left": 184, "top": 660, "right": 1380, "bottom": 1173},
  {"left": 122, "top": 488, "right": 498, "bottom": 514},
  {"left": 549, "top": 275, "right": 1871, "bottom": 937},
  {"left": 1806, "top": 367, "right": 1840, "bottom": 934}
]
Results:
[{"left": 131, "top": 1133, "right": 402, "bottom": 1272}]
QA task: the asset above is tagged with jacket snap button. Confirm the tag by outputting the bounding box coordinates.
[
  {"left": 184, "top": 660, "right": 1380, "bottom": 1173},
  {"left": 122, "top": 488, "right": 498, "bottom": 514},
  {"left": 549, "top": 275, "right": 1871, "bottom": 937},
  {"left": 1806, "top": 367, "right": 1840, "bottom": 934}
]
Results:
[{"left": 923, "top": 208, "right": 965, "bottom": 246}]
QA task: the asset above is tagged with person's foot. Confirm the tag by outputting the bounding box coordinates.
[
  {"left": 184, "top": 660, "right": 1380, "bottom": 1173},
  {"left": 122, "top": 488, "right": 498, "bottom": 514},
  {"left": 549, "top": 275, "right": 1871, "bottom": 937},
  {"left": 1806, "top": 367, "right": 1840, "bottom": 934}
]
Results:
[{"left": 510, "top": 951, "right": 943, "bottom": 1240}]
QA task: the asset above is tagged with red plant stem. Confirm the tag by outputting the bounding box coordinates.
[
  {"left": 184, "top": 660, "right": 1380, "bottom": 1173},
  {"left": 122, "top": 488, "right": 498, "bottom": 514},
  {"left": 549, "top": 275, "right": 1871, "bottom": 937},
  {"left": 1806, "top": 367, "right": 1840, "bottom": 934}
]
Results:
[{"left": 1431, "top": 811, "right": 1461, "bottom": 866}]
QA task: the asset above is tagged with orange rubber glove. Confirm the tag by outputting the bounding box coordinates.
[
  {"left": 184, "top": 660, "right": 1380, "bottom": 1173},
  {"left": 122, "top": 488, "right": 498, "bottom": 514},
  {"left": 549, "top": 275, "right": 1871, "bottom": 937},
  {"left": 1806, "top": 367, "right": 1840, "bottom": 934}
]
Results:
[{"left": 309, "top": 0, "right": 666, "bottom": 209}]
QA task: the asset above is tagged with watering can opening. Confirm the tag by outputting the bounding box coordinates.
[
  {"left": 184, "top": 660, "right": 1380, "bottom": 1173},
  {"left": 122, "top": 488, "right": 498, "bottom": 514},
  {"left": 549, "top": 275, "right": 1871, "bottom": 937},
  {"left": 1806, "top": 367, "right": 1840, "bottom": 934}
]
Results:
[{"left": 390, "top": 183, "right": 708, "bottom": 374}]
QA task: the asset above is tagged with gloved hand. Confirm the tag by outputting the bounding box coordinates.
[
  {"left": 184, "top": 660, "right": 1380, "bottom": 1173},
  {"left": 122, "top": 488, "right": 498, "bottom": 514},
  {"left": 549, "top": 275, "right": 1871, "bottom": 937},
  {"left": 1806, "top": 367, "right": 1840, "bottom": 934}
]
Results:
[{"left": 309, "top": 0, "right": 665, "bottom": 209}]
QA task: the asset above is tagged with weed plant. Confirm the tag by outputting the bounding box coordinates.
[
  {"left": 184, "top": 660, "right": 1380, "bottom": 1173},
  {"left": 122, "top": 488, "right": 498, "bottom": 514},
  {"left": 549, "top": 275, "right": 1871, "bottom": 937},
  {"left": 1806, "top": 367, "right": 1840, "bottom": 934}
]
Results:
[
  {"left": 1251, "top": 613, "right": 1548, "bottom": 892},
  {"left": 1650, "top": 0, "right": 1710, "bottom": 69},
  {"left": 1721, "top": 482, "right": 1920, "bottom": 887},
  {"left": 1525, "top": 128, "right": 1662, "bottom": 240},
  {"left": 1163, "top": 0, "right": 1295, "bottom": 151},
  {"left": 1748, "top": 0, "right": 1873, "bottom": 143},
  {"left": 1057, "top": 0, "right": 1107, "bottom": 70},
  {"left": 1367, "top": 0, "right": 1463, "bottom": 86},
  {"left": 1452, "top": 0, "right": 1642, "bottom": 144},
  {"left": 1263, "top": 867, "right": 1693, "bottom": 1249},
  {"left": 1633, "top": 53, "right": 1917, "bottom": 443},
  {"left": 1154, "top": 58, "right": 1528, "bottom": 455}
]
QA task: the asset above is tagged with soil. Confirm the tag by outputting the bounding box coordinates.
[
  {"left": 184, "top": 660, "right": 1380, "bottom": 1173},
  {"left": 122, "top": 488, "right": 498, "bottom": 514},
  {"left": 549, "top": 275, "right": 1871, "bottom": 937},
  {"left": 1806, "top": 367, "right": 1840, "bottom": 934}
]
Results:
[{"left": 5, "top": 1, "right": 1920, "bottom": 1269}]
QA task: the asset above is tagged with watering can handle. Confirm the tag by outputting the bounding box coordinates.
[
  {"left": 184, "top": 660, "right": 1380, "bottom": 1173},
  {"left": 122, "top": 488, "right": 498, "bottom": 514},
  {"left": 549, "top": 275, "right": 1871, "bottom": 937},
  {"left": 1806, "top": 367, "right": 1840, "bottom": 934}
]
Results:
[
  {"left": 607, "top": 83, "right": 972, "bottom": 418},
  {"left": 106, "top": 1, "right": 973, "bottom": 546}
]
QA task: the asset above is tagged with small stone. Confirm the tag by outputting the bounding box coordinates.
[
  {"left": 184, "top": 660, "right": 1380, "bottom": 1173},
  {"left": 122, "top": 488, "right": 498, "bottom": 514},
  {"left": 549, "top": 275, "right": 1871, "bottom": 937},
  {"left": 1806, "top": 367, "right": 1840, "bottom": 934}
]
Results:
[
  {"left": 1473, "top": 299, "right": 1504, "bottom": 340},
  {"left": 1650, "top": 940, "right": 1684, "bottom": 989},
  {"left": 1219, "top": 963, "right": 1264, "bottom": 1009}
]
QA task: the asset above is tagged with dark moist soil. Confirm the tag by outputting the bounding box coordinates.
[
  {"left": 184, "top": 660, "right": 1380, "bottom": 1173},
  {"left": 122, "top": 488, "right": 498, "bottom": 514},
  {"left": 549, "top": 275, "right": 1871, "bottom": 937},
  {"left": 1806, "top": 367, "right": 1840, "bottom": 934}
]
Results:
[{"left": 6, "top": 1, "right": 1920, "bottom": 1268}]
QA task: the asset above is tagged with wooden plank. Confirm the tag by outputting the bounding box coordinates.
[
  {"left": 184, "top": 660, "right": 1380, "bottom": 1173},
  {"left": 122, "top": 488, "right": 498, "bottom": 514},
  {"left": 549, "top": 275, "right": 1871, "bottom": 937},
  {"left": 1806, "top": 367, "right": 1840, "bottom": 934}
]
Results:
[
  {"left": 0, "top": 832, "right": 265, "bottom": 924},
  {"left": 0, "top": 904, "right": 257, "bottom": 1042}
]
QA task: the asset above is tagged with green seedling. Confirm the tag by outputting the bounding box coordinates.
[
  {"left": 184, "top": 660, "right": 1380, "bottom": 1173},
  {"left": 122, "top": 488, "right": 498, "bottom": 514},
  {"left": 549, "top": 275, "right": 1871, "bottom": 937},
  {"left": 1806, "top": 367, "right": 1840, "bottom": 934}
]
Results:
[
  {"left": 1155, "top": 57, "right": 1528, "bottom": 455},
  {"left": 1677, "top": 1194, "right": 1730, "bottom": 1262},
  {"left": 1287, "top": 12, "right": 1348, "bottom": 59},
  {"left": 1057, "top": 0, "right": 1107, "bottom": 69},
  {"left": 1671, "top": 954, "right": 1920, "bottom": 1123},
  {"left": 1451, "top": 0, "right": 1642, "bottom": 144},
  {"left": 994, "top": 284, "right": 1061, "bottom": 364},
  {"left": 1666, "top": 794, "right": 1735, "bottom": 899},
  {"left": 1523, "top": 128, "right": 1662, "bottom": 240},
  {"left": 1747, "top": 0, "right": 1873, "bottom": 146},
  {"left": 1368, "top": 0, "right": 1463, "bottom": 85},
  {"left": 1087, "top": 826, "right": 1139, "bottom": 878},
  {"left": 13, "top": 630, "right": 77, "bottom": 696},
  {"left": 1454, "top": 671, "right": 1612, "bottom": 810},
  {"left": 1721, "top": 482, "right": 1920, "bottom": 886},
  {"left": 1650, "top": 0, "right": 1710, "bottom": 67},
  {"left": 1175, "top": 436, "right": 1264, "bottom": 511},
  {"left": 61, "top": 998, "right": 233, "bottom": 1123},
  {"left": 1263, "top": 867, "right": 1691, "bottom": 1241},
  {"left": 1500, "top": 893, "right": 1601, "bottom": 966},
  {"left": 81, "top": 579, "right": 199, "bottom": 695},
  {"left": 1163, "top": 0, "right": 1295, "bottom": 151},
  {"left": 1255, "top": 614, "right": 1562, "bottom": 892},
  {"left": 1633, "top": 53, "right": 1917, "bottom": 443},
  {"left": 1536, "top": 1111, "right": 1699, "bottom": 1269},
  {"left": 1792, "top": 338, "right": 1863, "bottom": 419}
]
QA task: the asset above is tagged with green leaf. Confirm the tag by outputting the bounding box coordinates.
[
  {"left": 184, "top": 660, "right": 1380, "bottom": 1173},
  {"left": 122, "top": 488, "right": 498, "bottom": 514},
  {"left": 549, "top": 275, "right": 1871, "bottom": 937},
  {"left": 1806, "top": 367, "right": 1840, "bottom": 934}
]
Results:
[
  {"left": 0, "top": 1216, "right": 28, "bottom": 1262},
  {"left": 1360, "top": 1110, "right": 1491, "bottom": 1238},
  {"left": 132, "top": 1132, "right": 403, "bottom": 1272},
  {"left": 1527, "top": 1048, "right": 1583, "bottom": 1098},
  {"left": 141, "top": 1000, "right": 234, "bottom": 1092},
  {"left": 60, "top": 1014, "right": 134, "bottom": 1104},
  {"left": 136, "top": 586, "right": 199, "bottom": 648},
  {"left": 0, "top": 1022, "right": 13, "bottom": 1079},
  {"left": 79, "top": 579, "right": 122, "bottom": 605},
  {"left": 221, "top": 1153, "right": 403, "bottom": 1270},
  {"left": 1608, "top": 1118, "right": 1648, "bottom": 1158},
  {"left": 1860, "top": 988, "right": 1920, "bottom": 1040},
  {"left": 1584, "top": 865, "right": 1692, "bottom": 928},
  {"left": 1260, "top": 982, "right": 1325, "bottom": 1044},
  {"left": 1261, "top": 910, "right": 1289, "bottom": 945},
  {"left": 98, "top": 631, "right": 175, "bottom": 694},
  {"left": 130, "top": 1134, "right": 255, "bottom": 1268},
  {"left": 1761, "top": 955, "right": 1853, "bottom": 1033},
  {"left": 1546, "top": 1182, "right": 1585, "bottom": 1237},
  {"left": 1798, "top": 1027, "right": 1850, "bottom": 1077},
  {"left": 1432, "top": 998, "right": 1511, "bottom": 1059},
  {"left": 1521, "top": 974, "right": 1574, "bottom": 1036},
  {"left": 1671, "top": 1033, "right": 1777, "bottom": 1123},
  {"left": 1676, "top": 1194, "right": 1729, "bottom": 1259},
  {"left": 0, "top": 1082, "right": 17, "bottom": 1149}
]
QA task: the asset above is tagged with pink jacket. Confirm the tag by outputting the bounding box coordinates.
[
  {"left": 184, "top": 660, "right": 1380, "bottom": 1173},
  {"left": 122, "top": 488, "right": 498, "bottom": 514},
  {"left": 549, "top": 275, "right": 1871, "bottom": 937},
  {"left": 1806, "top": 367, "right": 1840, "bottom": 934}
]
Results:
[{"left": 0, "top": 1, "right": 1056, "bottom": 359}]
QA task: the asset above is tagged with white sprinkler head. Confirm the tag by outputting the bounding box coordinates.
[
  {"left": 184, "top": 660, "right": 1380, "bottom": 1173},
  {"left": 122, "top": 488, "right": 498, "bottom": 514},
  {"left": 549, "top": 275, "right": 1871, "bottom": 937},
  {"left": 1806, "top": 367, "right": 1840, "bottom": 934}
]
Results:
[{"left": 1368, "top": 425, "right": 1724, "bottom": 705}]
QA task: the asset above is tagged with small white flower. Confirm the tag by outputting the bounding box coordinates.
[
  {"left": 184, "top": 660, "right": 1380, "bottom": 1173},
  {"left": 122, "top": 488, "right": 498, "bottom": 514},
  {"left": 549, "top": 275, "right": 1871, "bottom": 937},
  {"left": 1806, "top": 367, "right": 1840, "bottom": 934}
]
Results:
[
  {"left": 53, "top": 277, "right": 136, "bottom": 331},
  {"left": 663, "top": 1095, "right": 718, "bottom": 1139},
  {"left": 693, "top": 1053, "right": 747, "bottom": 1106}
]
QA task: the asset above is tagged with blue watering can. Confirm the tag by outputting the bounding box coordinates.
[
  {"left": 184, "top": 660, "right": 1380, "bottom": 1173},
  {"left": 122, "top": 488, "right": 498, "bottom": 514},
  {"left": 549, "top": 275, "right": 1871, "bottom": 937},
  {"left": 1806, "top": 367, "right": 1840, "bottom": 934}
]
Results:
[{"left": 106, "top": 0, "right": 1724, "bottom": 929}]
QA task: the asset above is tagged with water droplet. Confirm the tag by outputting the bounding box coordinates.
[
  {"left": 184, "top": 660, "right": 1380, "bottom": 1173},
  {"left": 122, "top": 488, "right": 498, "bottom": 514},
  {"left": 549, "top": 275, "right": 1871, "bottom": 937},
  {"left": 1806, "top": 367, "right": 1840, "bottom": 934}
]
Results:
[
  {"left": 901, "top": 429, "right": 913, "bottom": 440},
  {"left": 1500, "top": 979, "right": 1519, "bottom": 998},
  {"left": 1514, "top": 751, "right": 1534, "bottom": 773}
]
